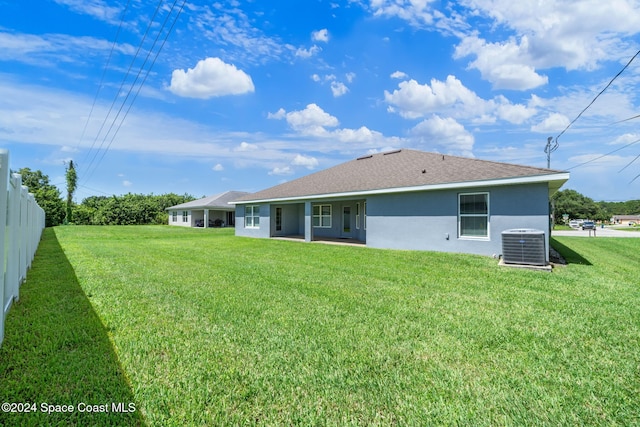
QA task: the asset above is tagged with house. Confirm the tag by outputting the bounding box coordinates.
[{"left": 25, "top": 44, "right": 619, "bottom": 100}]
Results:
[
  {"left": 232, "top": 149, "right": 570, "bottom": 261},
  {"left": 167, "top": 191, "right": 249, "bottom": 228},
  {"left": 611, "top": 214, "right": 640, "bottom": 225}
]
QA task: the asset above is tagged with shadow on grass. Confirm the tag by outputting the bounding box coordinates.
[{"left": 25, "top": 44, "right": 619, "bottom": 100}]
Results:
[
  {"left": 0, "top": 228, "right": 145, "bottom": 426},
  {"left": 550, "top": 237, "right": 592, "bottom": 266}
]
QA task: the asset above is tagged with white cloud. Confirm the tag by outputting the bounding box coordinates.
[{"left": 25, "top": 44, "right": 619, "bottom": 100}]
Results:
[
  {"left": 312, "top": 29, "right": 330, "bottom": 42},
  {"left": 212, "top": 163, "right": 224, "bottom": 171},
  {"left": 282, "top": 104, "right": 339, "bottom": 135},
  {"left": 530, "top": 113, "right": 570, "bottom": 133},
  {"left": 269, "top": 166, "right": 293, "bottom": 175},
  {"left": 495, "top": 95, "right": 537, "bottom": 124},
  {"left": 384, "top": 75, "right": 536, "bottom": 125},
  {"left": 235, "top": 141, "right": 258, "bottom": 151},
  {"left": 122, "top": 180, "right": 132, "bottom": 187},
  {"left": 189, "top": 4, "right": 288, "bottom": 64},
  {"left": 384, "top": 75, "right": 485, "bottom": 119},
  {"left": 410, "top": 115, "right": 474, "bottom": 155},
  {"left": 611, "top": 133, "right": 640, "bottom": 145},
  {"left": 295, "top": 45, "right": 321, "bottom": 58},
  {"left": 168, "top": 57, "right": 254, "bottom": 99},
  {"left": 335, "top": 126, "right": 384, "bottom": 144},
  {"left": 452, "top": 1, "right": 640, "bottom": 89},
  {"left": 368, "top": 0, "right": 436, "bottom": 26},
  {"left": 53, "top": 0, "right": 122, "bottom": 25},
  {"left": 454, "top": 35, "right": 548, "bottom": 90},
  {"left": 292, "top": 154, "right": 319, "bottom": 169},
  {"left": 331, "top": 81, "right": 349, "bottom": 97},
  {"left": 311, "top": 74, "right": 352, "bottom": 97},
  {"left": 0, "top": 31, "right": 133, "bottom": 66},
  {"left": 390, "top": 71, "right": 408, "bottom": 79},
  {"left": 267, "top": 108, "right": 286, "bottom": 120},
  {"left": 267, "top": 104, "right": 398, "bottom": 147}
]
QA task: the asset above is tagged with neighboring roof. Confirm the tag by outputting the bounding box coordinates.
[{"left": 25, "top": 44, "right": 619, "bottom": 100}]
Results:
[
  {"left": 612, "top": 215, "right": 640, "bottom": 220},
  {"left": 167, "top": 191, "right": 250, "bottom": 210},
  {"left": 234, "top": 149, "right": 569, "bottom": 203}
]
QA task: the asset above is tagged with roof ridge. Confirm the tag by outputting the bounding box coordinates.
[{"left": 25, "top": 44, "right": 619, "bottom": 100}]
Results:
[
  {"left": 233, "top": 148, "right": 569, "bottom": 203},
  {"left": 397, "top": 148, "right": 565, "bottom": 173}
]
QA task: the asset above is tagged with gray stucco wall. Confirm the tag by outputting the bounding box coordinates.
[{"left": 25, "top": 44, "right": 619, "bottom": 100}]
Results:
[
  {"left": 235, "top": 204, "right": 271, "bottom": 238},
  {"left": 270, "top": 203, "right": 304, "bottom": 236},
  {"left": 235, "top": 183, "right": 551, "bottom": 260},
  {"left": 310, "top": 199, "right": 366, "bottom": 241},
  {"left": 366, "top": 183, "right": 550, "bottom": 259}
]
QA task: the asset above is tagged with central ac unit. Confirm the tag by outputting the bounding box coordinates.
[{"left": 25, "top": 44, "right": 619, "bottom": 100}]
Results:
[{"left": 501, "top": 229, "right": 546, "bottom": 266}]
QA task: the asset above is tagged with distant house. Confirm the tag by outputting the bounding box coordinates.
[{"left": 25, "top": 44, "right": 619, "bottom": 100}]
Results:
[
  {"left": 611, "top": 214, "right": 640, "bottom": 225},
  {"left": 167, "top": 191, "right": 249, "bottom": 228},
  {"left": 232, "top": 149, "right": 569, "bottom": 261}
]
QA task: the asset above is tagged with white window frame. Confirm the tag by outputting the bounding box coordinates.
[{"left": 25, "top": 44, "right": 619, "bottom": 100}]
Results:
[
  {"left": 364, "top": 202, "right": 367, "bottom": 230},
  {"left": 458, "top": 192, "right": 490, "bottom": 239},
  {"left": 356, "top": 203, "right": 360, "bottom": 230},
  {"left": 313, "top": 204, "right": 332, "bottom": 228},
  {"left": 245, "top": 205, "right": 260, "bottom": 228},
  {"left": 182, "top": 211, "right": 188, "bottom": 222},
  {"left": 172, "top": 211, "right": 177, "bottom": 222}
]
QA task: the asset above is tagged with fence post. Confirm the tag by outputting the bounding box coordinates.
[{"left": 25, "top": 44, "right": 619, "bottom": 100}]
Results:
[
  {"left": 0, "top": 155, "right": 46, "bottom": 349},
  {"left": 19, "top": 186, "right": 28, "bottom": 285},
  {"left": 0, "top": 150, "right": 8, "bottom": 346},
  {"left": 7, "top": 174, "right": 21, "bottom": 305}
]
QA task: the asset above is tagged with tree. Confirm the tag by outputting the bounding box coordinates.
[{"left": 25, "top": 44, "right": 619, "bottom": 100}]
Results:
[
  {"left": 552, "top": 189, "right": 600, "bottom": 223},
  {"left": 65, "top": 160, "right": 77, "bottom": 224},
  {"left": 78, "top": 193, "right": 195, "bottom": 225},
  {"left": 17, "top": 168, "right": 65, "bottom": 227}
]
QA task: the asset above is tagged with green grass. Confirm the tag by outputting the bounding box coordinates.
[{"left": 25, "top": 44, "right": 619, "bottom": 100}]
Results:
[
  {"left": 2, "top": 226, "right": 639, "bottom": 426},
  {"left": 0, "top": 227, "right": 143, "bottom": 426},
  {"left": 612, "top": 226, "right": 640, "bottom": 232}
]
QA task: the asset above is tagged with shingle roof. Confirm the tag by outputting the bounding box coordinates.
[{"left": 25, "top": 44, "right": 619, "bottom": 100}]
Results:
[
  {"left": 167, "top": 190, "right": 250, "bottom": 210},
  {"left": 234, "top": 149, "right": 568, "bottom": 203}
]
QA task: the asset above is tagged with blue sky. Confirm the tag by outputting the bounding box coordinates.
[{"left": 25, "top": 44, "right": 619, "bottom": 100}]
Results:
[{"left": 2, "top": 0, "right": 640, "bottom": 202}]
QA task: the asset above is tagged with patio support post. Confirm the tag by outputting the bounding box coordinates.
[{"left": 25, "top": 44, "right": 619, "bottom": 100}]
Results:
[
  {"left": 304, "top": 201, "right": 312, "bottom": 242},
  {"left": 204, "top": 209, "right": 209, "bottom": 228}
]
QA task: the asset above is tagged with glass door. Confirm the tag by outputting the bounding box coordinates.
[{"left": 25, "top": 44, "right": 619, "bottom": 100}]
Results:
[
  {"left": 342, "top": 206, "right": 351, "bottom": 237},
  {"left": 275, "top": 207, "right": 283, "bottom": 232}
]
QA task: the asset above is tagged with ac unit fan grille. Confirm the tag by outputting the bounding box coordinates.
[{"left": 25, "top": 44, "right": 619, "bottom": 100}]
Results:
[{"left": 501, "top": 229, "right": 546, "bottom": 266}]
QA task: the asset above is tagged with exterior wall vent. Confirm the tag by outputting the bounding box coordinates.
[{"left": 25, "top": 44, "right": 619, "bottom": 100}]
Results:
[{"left": 501, "top": 229, "right": 546, "bottom": 266}]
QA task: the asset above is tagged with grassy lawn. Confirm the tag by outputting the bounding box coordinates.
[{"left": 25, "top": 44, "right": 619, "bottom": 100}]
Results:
[
  {"left": 1, "top": 226, "right": 639, "bottom": 426},
  {"left": 612, "top": 226, "right": 640, "bottom": 232}
]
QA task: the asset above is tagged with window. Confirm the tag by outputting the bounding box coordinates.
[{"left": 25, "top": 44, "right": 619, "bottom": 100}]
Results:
[
  {"left": 343, "top": 206, "right": 351, "bottom": 233},
  {"left": 459, "top": 193, "right": 489, "bottom": 238},
  {"left": 364, "top": 202, "right": 367, "bottom": 230},
  {"left": 356, "top": 203, "right": 360, "bottom": 230},
  {"left": 245, "top": 205, "right": 260, "bottom": 228},
  {"left": 172, "top": 211, "right": 177, "bottom": 222},
  {"left": 313, "top": 204, "right": 332, "bottom": 228},
  {"left": 182, "top": 211, "right": 188, "bottom": 222},
  {"left": 275, "top": 207, "right": 282, "bottom": 231}
]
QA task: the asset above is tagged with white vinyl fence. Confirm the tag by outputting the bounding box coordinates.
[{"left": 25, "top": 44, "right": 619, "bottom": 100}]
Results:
[{"left": 0, "top": 149, "right": 46, "bottom": 348}]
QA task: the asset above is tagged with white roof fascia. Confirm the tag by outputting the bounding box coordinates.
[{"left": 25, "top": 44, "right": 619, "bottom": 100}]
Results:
[{"left": 231, "top": 172, "right": 570, "bottom": 205}]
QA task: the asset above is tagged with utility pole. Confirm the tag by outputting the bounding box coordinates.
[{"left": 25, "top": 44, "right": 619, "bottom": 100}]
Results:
[{"left": 545, "top": 136, "right": 558, "bottom": 169}]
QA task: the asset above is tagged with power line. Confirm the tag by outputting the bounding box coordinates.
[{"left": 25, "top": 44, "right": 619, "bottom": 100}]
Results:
[
  {"left": 553, "top": 49, "right": 640, "bottom": 173},
  {"left": 610, "top": 112, "right": 640, "bottom": 125},
  {"left": 82, "top": 0, "right": 187, "bottom": 184},
  {"left": 76, "top": 0, "right": 132, "bottom": 154},
  {"left": 555, "top": 49, "right": 640, "bottom": 143},
  {"left": 80, "top": 0, "right": 166, "bottom": 181},
  {"left": 620, "top": 152, "right": 640, "bottom": 173},
  {"left": 566, "top": 137, "right": 640, "bottom": 170}
]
